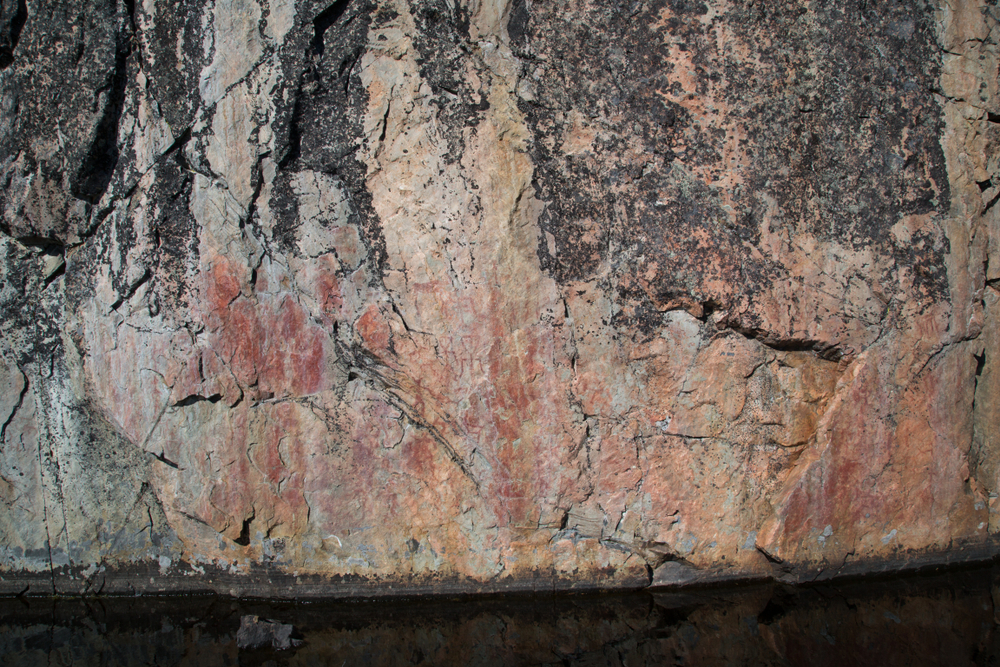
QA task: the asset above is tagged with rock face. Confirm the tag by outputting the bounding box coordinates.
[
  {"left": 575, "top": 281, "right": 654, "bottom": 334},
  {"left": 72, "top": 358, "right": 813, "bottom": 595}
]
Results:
[{"left": 0, "top": 0, "right": 998, "bottom": 596}]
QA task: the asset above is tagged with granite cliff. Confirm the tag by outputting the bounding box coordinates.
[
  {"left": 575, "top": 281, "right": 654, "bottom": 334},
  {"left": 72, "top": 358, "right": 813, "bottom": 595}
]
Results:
[{"left": 0, "top": 0, "right": 998, "bottom": 596}]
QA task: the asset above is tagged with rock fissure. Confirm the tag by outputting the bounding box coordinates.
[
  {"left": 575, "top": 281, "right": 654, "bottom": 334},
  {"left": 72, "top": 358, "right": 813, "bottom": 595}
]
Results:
[{"left": 0, "top": 368, "right": 27, "bottom": 446}]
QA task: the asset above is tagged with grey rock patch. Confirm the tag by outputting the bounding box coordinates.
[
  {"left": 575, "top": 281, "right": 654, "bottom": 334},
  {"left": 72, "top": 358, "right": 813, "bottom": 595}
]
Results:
[
  {"left": 651, "top": 561, "right": 704, "bottom": 588},
  {"left": 237, "top": 615, "right": 302, "bottom": 650}
]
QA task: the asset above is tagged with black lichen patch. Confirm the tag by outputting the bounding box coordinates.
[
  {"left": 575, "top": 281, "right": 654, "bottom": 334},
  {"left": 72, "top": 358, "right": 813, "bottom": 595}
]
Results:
[
  {"left": 519, "top": 1, "right": 743, "bottom": 288},
  {"left": 147, "top": 154, "right": 200, "bottom": 317},
  {"left": 134, "top": 0, "right": 213, "bottom": 132},
  {"left": 312, "top": 0, "right": 356, "bottom": 58},
  {"left": 0, "top": 242, "right": 65, "bottom": 369},
  {"left": 517, "top": 0, "right": 950, "bottom": 340},
  {"left": 65, "top": 140, "right": 199, "bottom": 326},
  {"left": 507, "top": 0, "right": 530, "bottom": 50},
  {"left": 725, "top": 1, "right": 950, "bottom": 293},
  {"left": 72, "top": 3, "right": 135, "bottom": 205},
  {"left": 408, "top": 0, "right": 487, "bottom": 164},
  {"left": 282, "top": 0, "right": 387, "bottom": 275},
  {"left": 0, "top": 0, "right": 131, "bottom": 243},
  {"left": 267, "top": 170, "right": 304, "bottom": 258}
]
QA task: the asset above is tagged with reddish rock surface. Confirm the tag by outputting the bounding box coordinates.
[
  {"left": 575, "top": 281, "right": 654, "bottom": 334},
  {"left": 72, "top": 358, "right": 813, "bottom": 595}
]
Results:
[{"left": 0, "top": 0, "right": 998, "bottom": 595}]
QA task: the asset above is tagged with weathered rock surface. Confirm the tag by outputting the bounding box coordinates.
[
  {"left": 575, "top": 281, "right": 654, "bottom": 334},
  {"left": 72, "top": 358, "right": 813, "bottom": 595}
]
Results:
[{"left": 0, "top": 0, "right": 998, "bottom": 595}]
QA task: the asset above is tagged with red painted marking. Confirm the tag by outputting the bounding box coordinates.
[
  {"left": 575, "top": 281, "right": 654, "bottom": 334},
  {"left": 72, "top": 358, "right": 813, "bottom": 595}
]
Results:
[{"left": 356, "top": 305, "right": 391, "bottom": 358}]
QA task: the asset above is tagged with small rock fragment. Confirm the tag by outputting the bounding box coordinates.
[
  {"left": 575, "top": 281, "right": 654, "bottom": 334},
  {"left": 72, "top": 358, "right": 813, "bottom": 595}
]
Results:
[{"left": 236, "top": 615, "right": 302, "bottom": 651}]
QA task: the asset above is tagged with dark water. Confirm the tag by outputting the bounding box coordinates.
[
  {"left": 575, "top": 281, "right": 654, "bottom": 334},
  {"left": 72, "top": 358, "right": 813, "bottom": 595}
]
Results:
[{"left": 2, "top": 564, "right": 1000, "bottom": 666}]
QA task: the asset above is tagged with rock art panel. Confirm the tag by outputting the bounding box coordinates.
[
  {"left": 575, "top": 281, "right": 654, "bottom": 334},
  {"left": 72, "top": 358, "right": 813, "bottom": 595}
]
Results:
[{"left": 0, "top": 0, "right": 997, "bottom": 595}]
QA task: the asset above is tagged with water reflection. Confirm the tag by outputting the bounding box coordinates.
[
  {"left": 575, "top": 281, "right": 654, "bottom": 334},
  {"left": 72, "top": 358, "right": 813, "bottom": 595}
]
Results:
[{"left": 1, "top": 564, "right": 998, "bottom": 665}]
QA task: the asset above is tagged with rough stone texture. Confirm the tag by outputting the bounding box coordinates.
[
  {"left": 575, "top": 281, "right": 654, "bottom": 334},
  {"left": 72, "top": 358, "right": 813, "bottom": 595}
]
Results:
[{"left": 0, "top": 0, "right": 998, "bottom": 595}]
